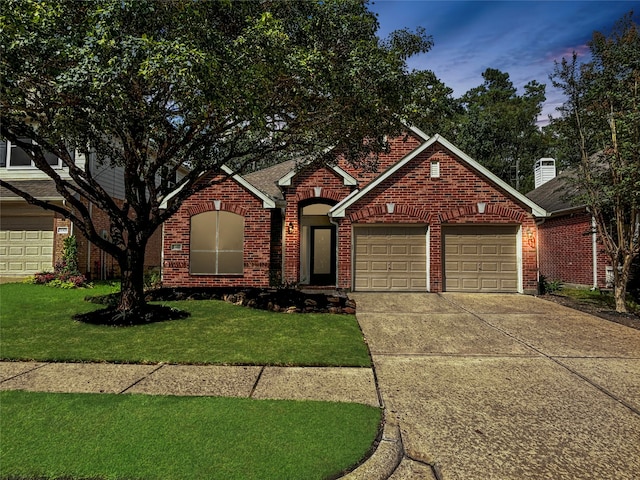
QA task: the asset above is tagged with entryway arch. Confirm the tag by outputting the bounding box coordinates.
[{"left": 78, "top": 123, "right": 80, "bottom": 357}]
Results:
[{"left": 299, "top": 199, "right": 337, "bottom": 285}]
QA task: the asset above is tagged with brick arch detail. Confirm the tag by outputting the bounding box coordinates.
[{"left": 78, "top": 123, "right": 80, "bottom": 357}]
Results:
[
  {"left": 348, "top": 204, "right": 432, "bottom": 223},
  {"left": 294, "top": 188, "right": 347, "bottom": 203},
  {"left": 439, "top": 204, "right": 526, "bottom": 223},
  {"left": 186, "top": 202, "right": 248, "bottom": 218}
]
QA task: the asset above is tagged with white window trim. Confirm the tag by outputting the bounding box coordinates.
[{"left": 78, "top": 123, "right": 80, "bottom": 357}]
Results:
[{"left": 3, "top": 139, "right": 63, "bottom": 170}]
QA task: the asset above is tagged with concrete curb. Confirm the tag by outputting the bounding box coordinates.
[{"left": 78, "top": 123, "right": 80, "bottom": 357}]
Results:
[{"left": 341, "top": 410, "right": 403, "bottom": 480}]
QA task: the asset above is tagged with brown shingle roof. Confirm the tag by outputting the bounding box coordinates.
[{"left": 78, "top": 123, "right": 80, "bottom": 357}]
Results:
[
  {"left": 0, "top": 180, "right": 63, "bottom": 201},
  {"left": 243, "top": 160, "right": 297, "bottom": 200},
  {"left": 525, "top": 169, "right": 584, "bottom": 214}
]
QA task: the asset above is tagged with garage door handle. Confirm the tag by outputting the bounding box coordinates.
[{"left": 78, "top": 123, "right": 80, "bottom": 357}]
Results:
[{"left": 388, "top": 262, "right": 391, "bottom": 271}]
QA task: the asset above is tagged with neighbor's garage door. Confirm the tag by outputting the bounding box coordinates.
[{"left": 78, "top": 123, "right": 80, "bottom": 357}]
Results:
[
  {"left": 443, "top": 226, "right": 518, "bottom": 293},
  {"left": 0, "top": 216, "right": 54, "bottom": 276},
  {"left": 354, "top": 226, "right": 427, "bottom": 291}
]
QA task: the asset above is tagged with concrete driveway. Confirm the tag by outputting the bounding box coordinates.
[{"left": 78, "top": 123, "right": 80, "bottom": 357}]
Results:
[{"left": 351, "top": 293, "right": 640, "bottom": 480}]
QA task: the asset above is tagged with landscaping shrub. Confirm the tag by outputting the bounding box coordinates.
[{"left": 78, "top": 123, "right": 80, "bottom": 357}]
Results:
[{"left": 27, "top": 235, "right": 90, "bottom": 288}]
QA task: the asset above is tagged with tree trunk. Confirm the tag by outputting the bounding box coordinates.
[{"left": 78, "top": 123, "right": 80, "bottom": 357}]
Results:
[
  {"left": 614, "top": 278, "right": 627, "bottom": 313},
  {"left": 613, "top": 254, "right": 634, "bottom": 313},
  {"left": 117, "top": 243, "right": 147, "bottom": 315}
]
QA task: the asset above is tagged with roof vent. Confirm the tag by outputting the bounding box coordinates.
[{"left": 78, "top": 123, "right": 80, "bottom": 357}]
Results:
[{"left": 534, "top": 158, "right": 556, "bottom": 188}]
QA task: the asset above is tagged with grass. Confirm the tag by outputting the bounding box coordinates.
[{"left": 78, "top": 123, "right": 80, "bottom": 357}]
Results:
[
  {"left": 0, "top": 283, "right": 371, "bottom": 366},
  {"left": 557, "top": 287, "right": 640, "bottom": 314},
  {"left": 1, "top": 390, "right": 382, "bottom": 480},
  {"left": 0, "top": 283, "right": 379, "bottom": 479}
]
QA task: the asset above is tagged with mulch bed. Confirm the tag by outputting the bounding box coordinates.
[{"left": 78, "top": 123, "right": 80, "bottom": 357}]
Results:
[{"left": 539, "top": 294, "right": 640, "bottom": 331}]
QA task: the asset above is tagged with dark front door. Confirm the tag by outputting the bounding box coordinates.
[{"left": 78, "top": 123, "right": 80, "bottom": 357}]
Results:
[{"left": 310, "top": 226, "right": 336, "bottom": 285}]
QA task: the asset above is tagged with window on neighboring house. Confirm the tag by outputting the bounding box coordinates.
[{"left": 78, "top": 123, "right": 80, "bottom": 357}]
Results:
[
  {"left": 190, "top": 211, "right": 244, "bottom": 274},
  {"left": 0, "top": 138, "right": 66, "bottom": 168}
]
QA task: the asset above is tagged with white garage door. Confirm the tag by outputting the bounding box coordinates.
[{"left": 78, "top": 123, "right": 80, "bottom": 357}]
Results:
[
  {"left": 0, "top": 216, "right": 54, "bottom": 276},
  {"left": 354, "top": 226, "right": 427, "bottom": 291},
  {"left": 443, "top": 225, "right": 518, "bottom": 293}
]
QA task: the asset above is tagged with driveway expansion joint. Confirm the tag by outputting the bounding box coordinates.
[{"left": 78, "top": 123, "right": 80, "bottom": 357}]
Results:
[
  {"left": 249, "top": 365, "right": 265, "bottom": 398},
  {"left": 118, "top": 363, "right": 165, "bottom": 394}
]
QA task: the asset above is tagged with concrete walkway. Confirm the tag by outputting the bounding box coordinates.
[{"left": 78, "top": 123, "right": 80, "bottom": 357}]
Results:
[
  {"left": 0, "top": 362, "right": 379, "bottom": 406},
  {"left": 352, "top": 292, "right": 640, "bottom": 480}
]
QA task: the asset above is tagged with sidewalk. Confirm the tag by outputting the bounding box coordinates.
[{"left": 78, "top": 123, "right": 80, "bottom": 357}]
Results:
[
  {"left": 1, "top": 361, "right": 405, "bottom": 479},
  {"left": 0, "top": 361, "right": 380, "bottom": 406}
]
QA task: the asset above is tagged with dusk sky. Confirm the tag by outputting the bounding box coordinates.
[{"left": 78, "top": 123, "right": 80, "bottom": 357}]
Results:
[{"left": 369, "top": 0, "right": 639, "bottom": 122}]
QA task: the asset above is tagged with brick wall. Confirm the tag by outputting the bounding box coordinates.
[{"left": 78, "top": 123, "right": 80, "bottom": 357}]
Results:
[
  {"left": 71, "top": 199, "right": 161, "bottom": 280},
  {"left": 538, "top": 212, "right": 609, "bottom": 288},
  {"left": 339, "top": 143, "right": 540, "bottom": 293},
  {"left": 337, "top": 133, "right": 423, "bottom": 187},
  {"left": 281, "top": 165, "right": 354, "bottom": 284},
  {"left": 162, "top": 172, "right": 272, "bottom": 288}
]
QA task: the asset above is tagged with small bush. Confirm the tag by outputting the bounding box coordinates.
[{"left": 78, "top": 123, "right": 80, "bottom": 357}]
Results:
[
  {"left": 539, "top": 275, "right": 563, "bottom": 294},
  {"left": 144, "top": 270, "right": 162, "bottom": 290},
  {"left": 31, "top": 235, "right": 91, "bottom": 288}
]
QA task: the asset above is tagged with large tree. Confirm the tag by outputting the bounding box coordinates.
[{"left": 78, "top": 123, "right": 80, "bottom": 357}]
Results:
[
  {"left": 550, "top": 12, "right": 640, "bottom": 312},
  {"left": 455, "top": 68, "right": 547, "bottom": 192},
  {"left": 0, "top": 0, "right": 431, "bottom": 320}
]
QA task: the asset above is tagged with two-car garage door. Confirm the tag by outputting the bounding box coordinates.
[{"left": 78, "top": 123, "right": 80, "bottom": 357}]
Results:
[{"left": 354, "top": 225, "right": 519, "bottom": 293}]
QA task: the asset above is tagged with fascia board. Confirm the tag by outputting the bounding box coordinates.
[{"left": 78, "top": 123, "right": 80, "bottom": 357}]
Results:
[
  {"left": 277, "top": 160, "right": 357, "bottom": 187},
  {"left": 329, "top": 138, "right": 435, "bottom": 218},
  {"left": 407, "top": 124, "right": 430, "bottom": 141},
  {"left": 160, "top": 166, "right": 276, "bottom": 210},
  {"left": 331, "top": 165, "right": 358, "bottom": 185},
  {"left": 329, "top": 188, "right": 362, "bottom": 218},
  {"left": 221, "top": 165, "right": 276, "bottom": 209},
  {"left": 434, "top": 135, "right": 548, "bottom": 218}
]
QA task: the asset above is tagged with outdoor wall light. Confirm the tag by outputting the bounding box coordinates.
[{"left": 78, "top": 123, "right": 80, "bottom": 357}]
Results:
[
  {"left": 526, "top": 228, "right": 536, "bottom": 247},
  {"left": 287, "top": 222, "right": 294, "bottom": 234},
  {"left": 477, "top": 202, "right": 487, "bottom": 214}
]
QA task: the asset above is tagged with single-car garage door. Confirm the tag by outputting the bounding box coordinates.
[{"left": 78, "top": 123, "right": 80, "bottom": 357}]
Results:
[
  {"left": 354, "top": 226, "right": 427, "bottom": 291},
  {"left": 443, "top": 225, "right": 518, "bottom": 293},
  {"left": 0, "top": 216, "right": 54, "bottom": 276}
]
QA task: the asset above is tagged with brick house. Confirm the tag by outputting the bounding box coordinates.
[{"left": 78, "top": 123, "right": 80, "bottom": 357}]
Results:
[
  {"left": 0, "top": 139, "right": 161, "bottom": 280},
  {"left": 163, "top": 129, "right": 547, "bottom": 293},
  {"left": 526, "top": 164, "right": 610, "bottom": 289}
]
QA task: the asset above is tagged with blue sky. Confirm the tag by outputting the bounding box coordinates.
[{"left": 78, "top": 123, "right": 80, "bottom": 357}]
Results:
[{"left": 369, "top": 0, "right": 639, "bottom": 122}]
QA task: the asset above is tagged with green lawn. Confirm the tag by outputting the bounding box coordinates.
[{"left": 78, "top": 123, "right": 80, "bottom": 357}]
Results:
[
  {"left": 0, "top": 283, "right": 380, "bottom": 479},
  {"left": 0, "top": 283, "right": 371, "bottom": 366},
  {"left": 1, "top": 390, "right": 381, "bottom": 480}
]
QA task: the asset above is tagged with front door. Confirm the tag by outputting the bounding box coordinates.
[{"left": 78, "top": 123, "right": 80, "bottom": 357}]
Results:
[{"left": 310, "top": 226, "right": 336, "bottom": 285}]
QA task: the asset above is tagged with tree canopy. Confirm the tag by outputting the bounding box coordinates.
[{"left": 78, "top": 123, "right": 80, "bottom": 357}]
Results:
[
  {"left": 0, "top": 0, "right": 431, "bottom": 319},
  {"left": 550, "top": 12, "right": 640, "bottom": 312},
  {"left": 455, "top": 68, "right": 547, "bottom": 192}
]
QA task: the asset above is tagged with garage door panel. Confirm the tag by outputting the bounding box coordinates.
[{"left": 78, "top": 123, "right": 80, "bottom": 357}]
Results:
[
  {"left": 371, "top": 245, "right": 389, "bottom": 255},
  {"left": 461, "top": 245, "right": 479, "bottom": 255},
  {"left": 354, "top": 226, "right": 427, "bottom": 292},
  {"left": 0, "top": 215, "right": 54, "bottom": 276},
  {"left": 444, "top": 226, "right": 518, "bottom": 293},
  {"left": 390, "top": 245, "right": 409, "bottom": 255},
  {"left": 390, "top": 261, "right": 409, "bottom": 272},
  {"left": 371, "top": 261, "right": 388, "bottom": 272}
]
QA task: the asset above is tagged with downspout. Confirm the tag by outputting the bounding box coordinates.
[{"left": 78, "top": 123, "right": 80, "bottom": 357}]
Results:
[
  {"left": 535, "top": 218, "right": 545, "bottom": 293},
  {"left": 591, "top": 215, "right": 598, "bottom": 290}
]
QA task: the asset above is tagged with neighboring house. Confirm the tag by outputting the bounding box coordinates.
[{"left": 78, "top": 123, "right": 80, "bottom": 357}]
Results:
[
  {"left": 0, "top": 139, "right": 161, "bottom": 280},
  {"left": 163, "top": 128, "right": 547, "bottom": 293},
  {"left": 526, "top": 160, "right": 610, "bottom": 289}
]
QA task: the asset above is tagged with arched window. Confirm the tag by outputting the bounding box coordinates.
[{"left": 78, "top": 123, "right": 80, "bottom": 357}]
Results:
[{"left": 190, "top": 211, "right": 244, "bottom": 274}]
